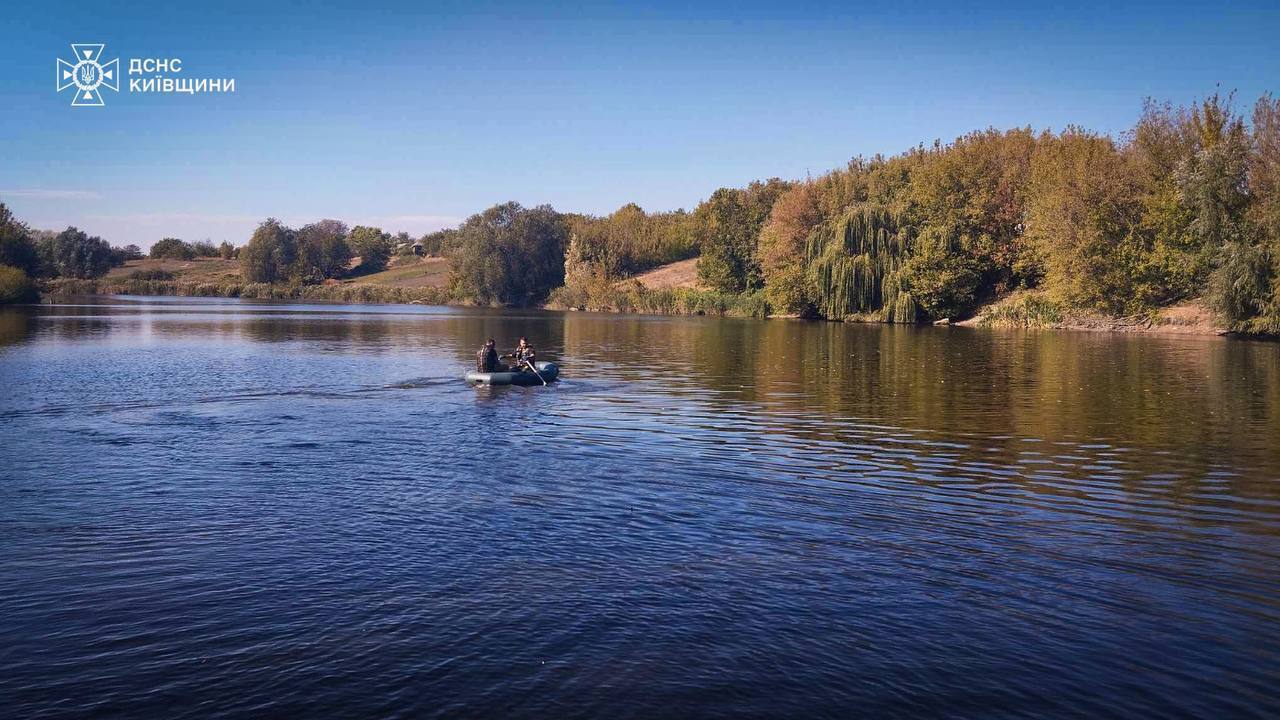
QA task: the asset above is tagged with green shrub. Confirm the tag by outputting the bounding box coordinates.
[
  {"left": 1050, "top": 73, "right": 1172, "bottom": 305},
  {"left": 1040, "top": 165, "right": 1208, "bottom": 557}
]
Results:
[
  {"left": 0, "top": 265, "right": 37, "bottom": 303},
  {"left": 976, "top": 292, "right": 1065, "bottom": 327},
  {"left": 191, "top": 241, "right": 219, "bottom": 257},
  {"left": 0, "top": 205, "right": 41, "bottom": 277},
  {"left": 550, "top": 280, "right": 769, "bottom": 318},
  {"left": 150, "top": 237, "right": 196, "bottom": 260}
]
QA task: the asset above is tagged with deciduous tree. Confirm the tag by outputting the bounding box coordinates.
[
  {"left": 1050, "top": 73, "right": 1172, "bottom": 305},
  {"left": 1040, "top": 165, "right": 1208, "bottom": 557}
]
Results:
[
  {"left": 349, "top": 226, "right": 391, "bottom": 273},
  {"left": 450, "top": 202, "right": 567, "bottom": 306},
  {"left": 240, "top": 219, "right": 297, "bottom": 283},
  {"left": 50, "top": 227, "right": 113, "bottom": 279}
]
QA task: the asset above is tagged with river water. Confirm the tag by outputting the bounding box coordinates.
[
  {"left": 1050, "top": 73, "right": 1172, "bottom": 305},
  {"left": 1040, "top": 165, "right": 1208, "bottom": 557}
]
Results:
[{"left": 2, "top": 297, "right": 1278, "bottom": 719}]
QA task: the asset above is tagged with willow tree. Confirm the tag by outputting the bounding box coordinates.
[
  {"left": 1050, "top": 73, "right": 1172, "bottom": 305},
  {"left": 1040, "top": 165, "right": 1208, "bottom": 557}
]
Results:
[{"left": 805, "top": 204, "right": 916, "bottom": 322}]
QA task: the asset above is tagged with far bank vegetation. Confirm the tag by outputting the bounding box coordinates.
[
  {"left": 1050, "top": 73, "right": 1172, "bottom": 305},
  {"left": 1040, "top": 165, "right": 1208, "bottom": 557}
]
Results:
[{"left": 5, "top": 91, "right": 1278, "bottom": 335}]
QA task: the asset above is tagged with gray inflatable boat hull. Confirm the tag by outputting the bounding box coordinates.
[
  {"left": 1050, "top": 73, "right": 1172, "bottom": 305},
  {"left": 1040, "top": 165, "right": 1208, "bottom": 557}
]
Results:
[{"left": 466, "top": 361, "right": 559, "bottom": 386}]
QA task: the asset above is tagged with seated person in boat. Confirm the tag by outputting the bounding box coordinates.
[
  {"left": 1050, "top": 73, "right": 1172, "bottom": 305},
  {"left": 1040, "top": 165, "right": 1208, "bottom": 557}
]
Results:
[
  {"left": 502, "top": 336, "right": 536, "bottom": 370},
  {"left": 475, "top": 339, "right": 500, "bottom": 372}
]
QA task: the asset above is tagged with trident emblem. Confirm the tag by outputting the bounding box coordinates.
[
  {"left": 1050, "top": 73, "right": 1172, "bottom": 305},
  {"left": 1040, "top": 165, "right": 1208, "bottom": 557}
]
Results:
[{"left": 56, "top": 44, "right": 119, "bottom": 106}]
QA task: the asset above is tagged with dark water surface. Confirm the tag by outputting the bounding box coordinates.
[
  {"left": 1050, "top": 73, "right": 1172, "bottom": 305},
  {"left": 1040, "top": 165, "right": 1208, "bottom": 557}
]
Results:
[{"left": 2, "top": 297, "right": 1279, "bottom": 719}]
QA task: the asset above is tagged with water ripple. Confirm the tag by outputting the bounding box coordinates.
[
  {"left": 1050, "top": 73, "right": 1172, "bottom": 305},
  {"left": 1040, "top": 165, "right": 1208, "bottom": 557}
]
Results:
[{"left": 1, "top": 300, "right": 1278, "bottom": 718}]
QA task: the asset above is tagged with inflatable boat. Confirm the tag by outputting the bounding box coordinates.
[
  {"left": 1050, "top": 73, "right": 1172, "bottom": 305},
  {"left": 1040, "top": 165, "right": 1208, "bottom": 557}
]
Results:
[{"left": 466, "top": 361, "right": 560, "bottom": 386}]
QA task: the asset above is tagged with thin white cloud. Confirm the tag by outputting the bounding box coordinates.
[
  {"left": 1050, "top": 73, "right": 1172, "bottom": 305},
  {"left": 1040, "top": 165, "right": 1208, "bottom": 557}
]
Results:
[
  {"left": 362, "top": 215, "right": 464, "bottom": 232},
  {"left": 375, "top": 215, "right": 464, "bottom": 225},
  {"left": 80, "top": 212, "right": 463, "bottom": 231},
  {"left": 0, "top": 189, "right": 101, "bottom": 200},
  {"left": 82, "top": 212, "right": 259, "bottom": 226}
]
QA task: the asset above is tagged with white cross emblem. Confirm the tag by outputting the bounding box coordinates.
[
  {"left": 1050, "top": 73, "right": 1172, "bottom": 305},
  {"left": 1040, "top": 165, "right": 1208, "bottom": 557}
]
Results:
[{"left": 56, "top": 44, "right": 119, "bottom": 107}]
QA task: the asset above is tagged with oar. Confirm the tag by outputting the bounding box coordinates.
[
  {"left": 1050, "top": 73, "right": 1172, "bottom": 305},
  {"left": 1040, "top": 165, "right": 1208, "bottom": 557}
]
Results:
[{"left": 524, "top": 359, "right": 548, "bottom": 386}]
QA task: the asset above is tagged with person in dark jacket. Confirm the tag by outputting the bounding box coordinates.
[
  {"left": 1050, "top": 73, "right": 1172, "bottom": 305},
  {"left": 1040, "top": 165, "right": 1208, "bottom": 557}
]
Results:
[
  {"left": 502, "top": 336, "right": 536, "bottom": 369},
  {"left": 476, "top": 339, "right": 500, "bottom": 372}
]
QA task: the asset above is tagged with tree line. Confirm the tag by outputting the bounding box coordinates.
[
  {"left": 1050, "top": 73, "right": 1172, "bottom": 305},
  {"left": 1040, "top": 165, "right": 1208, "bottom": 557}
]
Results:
[
  {"left": 4, "top": 90, "right": 1278, "bottom": 333},
  {"left": 552, "top": 91, "right": 1280, "bottom": 333},
  {"left": 0, "top": 208, "right": 144, "bottom": 302},
  {"left": 455, "top": 91, "right": 1280, "bottom": 334}
]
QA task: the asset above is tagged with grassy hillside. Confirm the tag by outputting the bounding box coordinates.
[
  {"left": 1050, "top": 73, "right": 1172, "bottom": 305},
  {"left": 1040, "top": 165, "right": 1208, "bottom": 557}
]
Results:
[
  {"left": 104, "top": 255, "right": 449, "bottom": 288},
  {"left": 628, "top": 257, "right": 701, "bottom": 290},
  {"left": 349, "top": 256, "right": 450, "bottom": 288},
  {"left": 106, "top": 258, "right": 243, "bottom": 282}
]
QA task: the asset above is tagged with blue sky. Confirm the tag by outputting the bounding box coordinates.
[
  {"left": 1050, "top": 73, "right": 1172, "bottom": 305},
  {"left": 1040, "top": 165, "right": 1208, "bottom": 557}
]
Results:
[{"left": 1, "top": 1, "right": 1277, "bottom": 248}]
